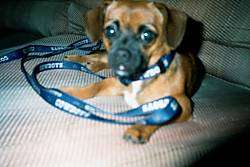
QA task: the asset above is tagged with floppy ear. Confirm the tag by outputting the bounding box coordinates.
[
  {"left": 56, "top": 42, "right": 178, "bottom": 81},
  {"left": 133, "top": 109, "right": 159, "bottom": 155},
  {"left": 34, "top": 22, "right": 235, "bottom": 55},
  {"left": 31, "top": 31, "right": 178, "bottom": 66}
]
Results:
[
  {"left": 154, "top": 2, "right": 187, "bottom": 49},
  {"left": 167, "top": 8, "right": 187, "bottom": 49},
  {"left": 83, "top": 0, "right": 115, "bottom": 42},
  {"left": 84, "top": 6, "right": 104, "bottom": 42}
]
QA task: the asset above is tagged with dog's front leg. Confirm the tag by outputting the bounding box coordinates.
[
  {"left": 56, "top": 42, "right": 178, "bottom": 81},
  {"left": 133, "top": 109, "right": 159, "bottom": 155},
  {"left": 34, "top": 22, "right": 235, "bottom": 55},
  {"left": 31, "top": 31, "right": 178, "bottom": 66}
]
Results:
[
  {"left": 64, "top": 52, "right": 109, "bottom": 72},
  {"left": 123, "top": 125, "right": 161, "bottom": 144},
  {"left": 62, "top": 77, "right": 125, "bottom": 99},
  {"left": 123, "top": 94, "right": 192, "bottom": 144}
]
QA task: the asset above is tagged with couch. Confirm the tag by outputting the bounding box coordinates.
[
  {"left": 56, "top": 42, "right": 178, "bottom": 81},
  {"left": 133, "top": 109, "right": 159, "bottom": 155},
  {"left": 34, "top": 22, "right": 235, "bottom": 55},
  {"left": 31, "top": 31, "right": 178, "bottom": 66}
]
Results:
[{"left": 0, "top": 0, "right": 250, "bottom": 166}]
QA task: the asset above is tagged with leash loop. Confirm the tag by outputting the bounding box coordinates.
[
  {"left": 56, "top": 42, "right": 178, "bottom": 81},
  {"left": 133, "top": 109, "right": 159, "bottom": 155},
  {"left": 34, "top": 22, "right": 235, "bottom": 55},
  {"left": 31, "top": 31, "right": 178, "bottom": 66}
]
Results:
[{"left": 1, "top": 36, "right": 181, "bottom": 125}]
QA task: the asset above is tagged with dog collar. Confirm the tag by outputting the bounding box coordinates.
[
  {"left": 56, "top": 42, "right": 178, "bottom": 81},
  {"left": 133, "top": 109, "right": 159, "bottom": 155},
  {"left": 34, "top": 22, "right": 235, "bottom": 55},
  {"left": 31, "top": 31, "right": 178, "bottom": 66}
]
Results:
[{"left": 118, "top": 51, "right": 176, "bottom": 85}]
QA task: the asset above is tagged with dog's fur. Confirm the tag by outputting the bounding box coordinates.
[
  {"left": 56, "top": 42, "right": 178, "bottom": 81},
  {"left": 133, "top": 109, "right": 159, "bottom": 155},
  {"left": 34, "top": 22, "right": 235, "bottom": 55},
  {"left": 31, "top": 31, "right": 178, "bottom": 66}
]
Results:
[{"left": 63, "top": 0, "right": 204, "bottom": 144}]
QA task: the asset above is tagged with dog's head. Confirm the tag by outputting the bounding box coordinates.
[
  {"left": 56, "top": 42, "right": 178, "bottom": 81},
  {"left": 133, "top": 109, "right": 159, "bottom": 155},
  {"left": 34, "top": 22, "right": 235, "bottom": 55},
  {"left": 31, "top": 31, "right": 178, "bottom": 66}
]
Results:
[{"left": 84, "top": 0, "right": 187, "bottom": 78}]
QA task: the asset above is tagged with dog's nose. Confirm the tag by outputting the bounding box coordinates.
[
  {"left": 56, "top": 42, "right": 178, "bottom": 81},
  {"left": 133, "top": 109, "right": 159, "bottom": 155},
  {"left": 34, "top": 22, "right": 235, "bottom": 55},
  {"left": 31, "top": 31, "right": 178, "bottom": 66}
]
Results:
[
  {"left": 108, "top": 47, "right": 144, "bottom": 77},
  {"left": 116, "top": 49, "right": 131, "bottom": 62}
]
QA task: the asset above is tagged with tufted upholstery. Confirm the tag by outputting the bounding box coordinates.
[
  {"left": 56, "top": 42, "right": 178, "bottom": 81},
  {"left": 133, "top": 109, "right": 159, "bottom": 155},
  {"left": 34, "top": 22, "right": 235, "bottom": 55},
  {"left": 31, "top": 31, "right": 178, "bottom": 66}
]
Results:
[
  {"left": 0, "top": 0, "right": 250, "bottom": 166},
  {"left": 157, "top": 0, "right": 250, "bottom": 88}
]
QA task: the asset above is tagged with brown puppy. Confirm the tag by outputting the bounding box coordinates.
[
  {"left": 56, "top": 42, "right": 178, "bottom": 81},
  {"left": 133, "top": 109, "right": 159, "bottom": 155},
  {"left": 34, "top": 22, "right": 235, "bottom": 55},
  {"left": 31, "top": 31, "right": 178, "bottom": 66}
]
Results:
[{"left": 64, "top": 0, "right": 204, "bottom": 144}]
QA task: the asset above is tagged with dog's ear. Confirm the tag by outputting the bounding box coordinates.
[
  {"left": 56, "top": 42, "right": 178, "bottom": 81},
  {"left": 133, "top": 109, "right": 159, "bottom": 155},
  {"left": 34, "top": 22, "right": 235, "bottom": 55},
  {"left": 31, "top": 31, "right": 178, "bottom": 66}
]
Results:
[
  {"left": 154, "top": 2, "right": 187, "bottom": 49},
  {"left": 84, "top": 6, "right": 104, "bottom": 42},
  {"left": 167, "top": 8, "right": 187, "bottom": 49},
  {"left": 84, "top": 0, "right": 115, "bottom": 42}
]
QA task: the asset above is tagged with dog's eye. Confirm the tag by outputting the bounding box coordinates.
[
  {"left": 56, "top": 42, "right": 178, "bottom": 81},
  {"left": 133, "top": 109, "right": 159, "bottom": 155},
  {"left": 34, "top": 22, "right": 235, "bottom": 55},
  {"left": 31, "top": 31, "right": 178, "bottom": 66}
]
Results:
[
  {"left": 104, "top": 23, "right": 119, "bottom": 38},
  {"left": 140, "top": 30, "right": 156, "bottom": 44}
]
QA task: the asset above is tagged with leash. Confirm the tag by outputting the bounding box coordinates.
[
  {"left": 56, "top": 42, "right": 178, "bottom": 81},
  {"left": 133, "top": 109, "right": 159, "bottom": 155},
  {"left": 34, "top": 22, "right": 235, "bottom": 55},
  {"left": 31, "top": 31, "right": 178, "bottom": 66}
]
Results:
[
  {"left": 0, "top": 36, "right": 181, "bottom": 125},
  {"left": 118, "top": 51, "right": 176, "bottom": 85}
]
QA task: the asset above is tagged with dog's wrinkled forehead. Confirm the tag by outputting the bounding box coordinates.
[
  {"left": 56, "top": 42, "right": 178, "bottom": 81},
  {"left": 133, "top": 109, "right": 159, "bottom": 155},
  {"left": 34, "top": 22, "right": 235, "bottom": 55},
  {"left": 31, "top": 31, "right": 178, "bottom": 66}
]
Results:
[{"left": 104, "top": 1, "right": 164, "bottom": 32}]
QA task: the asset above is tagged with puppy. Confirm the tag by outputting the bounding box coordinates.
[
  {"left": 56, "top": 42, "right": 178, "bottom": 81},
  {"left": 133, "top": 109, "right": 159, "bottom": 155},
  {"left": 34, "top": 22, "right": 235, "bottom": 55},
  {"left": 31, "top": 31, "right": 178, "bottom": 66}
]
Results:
[{"left": 64, "top": 0, "right": 204, "bottom": 144}]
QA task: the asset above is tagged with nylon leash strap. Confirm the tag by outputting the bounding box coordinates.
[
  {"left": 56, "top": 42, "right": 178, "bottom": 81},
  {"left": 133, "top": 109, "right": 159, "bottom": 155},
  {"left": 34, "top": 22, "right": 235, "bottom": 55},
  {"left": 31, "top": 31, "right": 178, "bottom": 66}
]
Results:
[{"left": 0, "top": 36, "right": 181, "bottom": 125}]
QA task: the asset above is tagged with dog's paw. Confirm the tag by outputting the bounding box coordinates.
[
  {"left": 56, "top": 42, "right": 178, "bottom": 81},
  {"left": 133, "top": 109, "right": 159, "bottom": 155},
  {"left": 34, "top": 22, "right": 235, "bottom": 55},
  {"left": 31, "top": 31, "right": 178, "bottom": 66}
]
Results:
[
  {"left": 61, "top": 87, "right": 93, "bottom": 99},
  {"left": 64, "top": 55, "right": 85, "bottom": 63},
  {"left": 64, "top": 55, "right": 108, "bottom": 72},
  {"left": 64, "top": 55, "right": 93, "bottom": 68},
  {"left": 123, "top": 125, "right": 158, "bottom": 144},
  {"left": 84, "top": 61, "right": 108, "bottom": 72},
  {"left": 61, "top": 87, "right": 80, "bottom": 97}
]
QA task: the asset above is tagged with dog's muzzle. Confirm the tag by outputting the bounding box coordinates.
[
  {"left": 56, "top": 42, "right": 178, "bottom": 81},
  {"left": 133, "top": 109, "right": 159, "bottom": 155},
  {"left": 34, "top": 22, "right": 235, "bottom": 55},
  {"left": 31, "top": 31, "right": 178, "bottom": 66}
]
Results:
[{"left": 108, "top": 48, "right": 144, "bottom": 77}]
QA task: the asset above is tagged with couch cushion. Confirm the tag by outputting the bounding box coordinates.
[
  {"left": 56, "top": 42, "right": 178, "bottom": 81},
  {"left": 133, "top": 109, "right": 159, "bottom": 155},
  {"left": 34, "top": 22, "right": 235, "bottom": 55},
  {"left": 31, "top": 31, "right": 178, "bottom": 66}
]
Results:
[
  {"left": 0, "top": 29, "right": 43, "bottom": 50},
  {"left": 157, "top": 0, "right": 250, "bottom": 43},
  {"left": 1, "top": 0, "right": 249, "bottom": 87},
  {"left": 0, "top": 1, "right": 87, "bottom": 36},
  {"left": 0, "top": 34, "right": 250, "bottom": 166},
  {"left": 156, "top": 0, "right": 250, "bottom": 87},
  {"left": 74, "top": 0, "right": 101, "bottom": 9},
  {"left": 199, "top": 41, "right": 250, "bottom": 88}
]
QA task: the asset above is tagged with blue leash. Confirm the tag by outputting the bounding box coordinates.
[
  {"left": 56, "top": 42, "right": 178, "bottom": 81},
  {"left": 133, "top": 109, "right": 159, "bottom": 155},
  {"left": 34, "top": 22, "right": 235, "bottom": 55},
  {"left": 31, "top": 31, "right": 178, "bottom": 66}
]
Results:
[{"left": 0, "top": 36, "right": 181, "bottom": 125}]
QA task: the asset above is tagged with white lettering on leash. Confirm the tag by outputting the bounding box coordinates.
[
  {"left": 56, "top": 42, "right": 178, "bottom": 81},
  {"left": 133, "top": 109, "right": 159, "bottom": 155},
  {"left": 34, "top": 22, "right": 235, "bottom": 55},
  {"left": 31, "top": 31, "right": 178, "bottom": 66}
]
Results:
[
  {"left": 0, "top": 56, "right": 9, "bottom": 63},
  {"left": 163, "top": 59, "right": 169, "bottom": 67},
  {"left": 142, "top": 98, "right": 170, "bottom": 113},
  {"left": 84, "top": 105, "right": 96, "bottom": 113},
  {"left": 73, "top": 39, "right": 90, "bottom": 47},
  {"left": 143, "top": 66, "right": 160, "bottom": 78},
  {"left": 170, "top": 101, "right": 178, "bottom": 111},
  {"left": 50, "top": 90, "right": 62, "bottom": 97},
  {"left": 55, "top": 99, "right": 90, "bottom": 117},
  {"left": 40, "top": 62, "right": 63, "bottom": 71},
  {"left": 51, "top": 46, "right": 64, "bottom": 51}
]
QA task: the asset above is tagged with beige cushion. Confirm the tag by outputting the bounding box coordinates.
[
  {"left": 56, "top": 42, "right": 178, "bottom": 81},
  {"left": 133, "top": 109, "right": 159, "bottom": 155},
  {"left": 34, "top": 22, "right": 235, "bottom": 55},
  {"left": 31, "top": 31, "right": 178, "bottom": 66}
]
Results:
[{"left": 0, "top": 34, "right": 249, "bottom": 166}]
